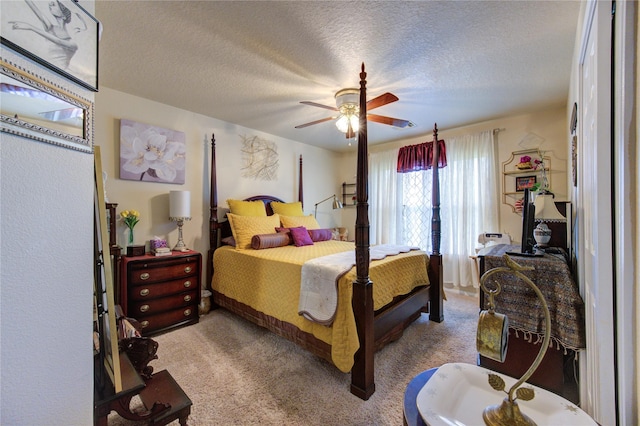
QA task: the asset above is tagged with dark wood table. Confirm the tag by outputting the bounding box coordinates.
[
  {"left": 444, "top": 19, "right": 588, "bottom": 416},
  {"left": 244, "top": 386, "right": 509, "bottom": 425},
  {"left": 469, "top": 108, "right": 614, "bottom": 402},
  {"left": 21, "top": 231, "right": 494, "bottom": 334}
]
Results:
[
  {"left": 403, "top": 368, "right": 437, "bottom": 426},
  {"left": 478, "top": 244, "right": 584, "bottom": 402}
]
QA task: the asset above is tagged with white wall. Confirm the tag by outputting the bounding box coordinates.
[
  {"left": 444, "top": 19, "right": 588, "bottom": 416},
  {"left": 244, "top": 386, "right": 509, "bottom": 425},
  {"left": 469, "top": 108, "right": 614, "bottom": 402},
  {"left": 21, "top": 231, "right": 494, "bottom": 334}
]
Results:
[
  {"left": 0, "top": 37, "right": 95, "bottom": 426},
  {"left": 338, "top": 107, "right": 569, "bottom": 241},
  {"left": 94, "top": 87, "right": 342, "bottom": 286}
]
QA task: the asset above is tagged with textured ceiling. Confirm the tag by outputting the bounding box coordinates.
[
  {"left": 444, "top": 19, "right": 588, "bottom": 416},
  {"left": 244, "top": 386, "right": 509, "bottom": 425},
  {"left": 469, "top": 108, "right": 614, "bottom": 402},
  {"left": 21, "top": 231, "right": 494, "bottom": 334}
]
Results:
[{"left": 96, "top": 1, "right": 580, "bottom": 152}]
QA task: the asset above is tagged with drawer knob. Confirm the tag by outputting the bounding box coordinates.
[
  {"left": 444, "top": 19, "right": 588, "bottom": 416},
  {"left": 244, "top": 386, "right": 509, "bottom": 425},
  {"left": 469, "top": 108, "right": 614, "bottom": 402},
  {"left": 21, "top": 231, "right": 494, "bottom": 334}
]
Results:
[
  {"left": 140, "top": 304, "right": 150, "bottom": 313},
  {"left": 139, "top": 288, "right": 150, "bottom": 297},
  {"left": 183, "top": 280, "right": 192, "bottom": 288},
  {"left": 184, "top": 309, "right": 192, "bottom": 316},
  {"left": 184, "top": 295, "right": 191, "bottom": 302},
  {"left": 139, "top": 272, "right": 150, "bottom": 280},
  {"left": 184, "top": 266, "right": 192, "bottom": 274},
  {"left": 140, "top": 320, "right": 149, "bottom": 328}
]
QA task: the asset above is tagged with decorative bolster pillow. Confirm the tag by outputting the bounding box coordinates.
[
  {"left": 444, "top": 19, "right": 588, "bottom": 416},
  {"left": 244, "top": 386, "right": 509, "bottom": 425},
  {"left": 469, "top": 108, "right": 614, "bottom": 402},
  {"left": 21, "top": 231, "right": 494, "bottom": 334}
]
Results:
[
  {"left": 308, "top": 228, "right": 333, "bottom": 242},
  {"left": 274, "top": 226, "right": 293, "bottom": 244},
  {"left": 251, "top": 232, "right": 291, "bottom": 250}
]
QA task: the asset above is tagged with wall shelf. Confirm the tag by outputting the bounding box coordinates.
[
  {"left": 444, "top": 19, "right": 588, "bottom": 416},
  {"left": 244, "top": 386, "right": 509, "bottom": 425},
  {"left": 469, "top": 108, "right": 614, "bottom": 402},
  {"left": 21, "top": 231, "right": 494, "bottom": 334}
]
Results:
[
  {"left": 342, "top": 182, "right": 357, "bottom": 207},
  {"left": 502, "top": 149, "right": 552, "bottom": 213}
]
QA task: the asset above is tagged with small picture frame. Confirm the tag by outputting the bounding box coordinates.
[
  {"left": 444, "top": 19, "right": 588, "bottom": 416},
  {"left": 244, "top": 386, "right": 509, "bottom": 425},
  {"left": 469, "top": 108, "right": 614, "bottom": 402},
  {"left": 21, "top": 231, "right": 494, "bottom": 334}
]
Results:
[
  {"left": 1, "top": 0, "right": 100, "bottom": 91},
  {"left": 516, "top": 175, "right": 536, "bottom": 192}
]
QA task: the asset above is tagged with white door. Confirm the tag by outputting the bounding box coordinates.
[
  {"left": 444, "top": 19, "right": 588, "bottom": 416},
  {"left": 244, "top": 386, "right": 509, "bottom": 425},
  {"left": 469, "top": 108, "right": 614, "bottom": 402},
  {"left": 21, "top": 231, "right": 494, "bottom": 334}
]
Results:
[{"left": 578, "top": 1, "right": 616, "bottom": 424}]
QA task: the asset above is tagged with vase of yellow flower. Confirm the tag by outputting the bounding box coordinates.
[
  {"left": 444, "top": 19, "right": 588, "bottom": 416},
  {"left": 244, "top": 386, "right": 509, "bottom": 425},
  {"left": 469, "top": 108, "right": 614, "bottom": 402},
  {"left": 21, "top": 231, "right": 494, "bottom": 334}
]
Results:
[{"left": 120, "top": 210, "right": 140, "bottom": 246}]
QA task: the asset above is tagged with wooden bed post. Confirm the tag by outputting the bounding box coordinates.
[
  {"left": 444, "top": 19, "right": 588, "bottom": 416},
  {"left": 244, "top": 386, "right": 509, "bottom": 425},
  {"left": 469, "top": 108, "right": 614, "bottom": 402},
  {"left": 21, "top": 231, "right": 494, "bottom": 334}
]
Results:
[
  {"left": 298, "top": 155, "right": 304, "bottom": 206},
  {"left": 207, "top": 133, "right": 219, "bottom": 293},
  {"left": 350, "top": 63, "right": 375, "bottom": 400},
  {"left": 429, "top": 124, "right": 444, "bottom": 322}
]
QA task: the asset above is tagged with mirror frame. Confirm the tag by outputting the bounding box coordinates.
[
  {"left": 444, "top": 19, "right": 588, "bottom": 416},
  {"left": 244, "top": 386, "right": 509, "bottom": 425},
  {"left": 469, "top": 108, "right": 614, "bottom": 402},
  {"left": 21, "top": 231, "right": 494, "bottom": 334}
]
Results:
[{"left": 0, "top": 58, "right": 93, "bottom": 153}]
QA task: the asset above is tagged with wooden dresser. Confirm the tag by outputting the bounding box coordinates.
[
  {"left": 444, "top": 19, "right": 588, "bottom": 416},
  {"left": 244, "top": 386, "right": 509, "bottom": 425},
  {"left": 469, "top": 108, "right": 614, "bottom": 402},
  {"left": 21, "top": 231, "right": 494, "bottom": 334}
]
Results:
[{"left": 120, "top": 251, "right": 201, "bottom": 336}]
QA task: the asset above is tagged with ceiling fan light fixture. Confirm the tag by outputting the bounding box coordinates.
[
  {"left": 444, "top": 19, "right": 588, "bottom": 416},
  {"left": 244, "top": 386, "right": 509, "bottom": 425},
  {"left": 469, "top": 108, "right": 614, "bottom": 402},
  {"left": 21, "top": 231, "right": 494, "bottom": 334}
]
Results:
[
  {"left": 335, "top": 89, "right": 360, "bottom": 135},
  {"left": 335, "top": 88, "right": 359, "bottom": 108},
  {"left": 349, "top": 114, "right": 359, "bottom": 133},
  {"left": 335, "top": 112, "right": 360, "bottom": 134},
  {"left": 335, "top": 114, "right": 349, "bottom": 133}
]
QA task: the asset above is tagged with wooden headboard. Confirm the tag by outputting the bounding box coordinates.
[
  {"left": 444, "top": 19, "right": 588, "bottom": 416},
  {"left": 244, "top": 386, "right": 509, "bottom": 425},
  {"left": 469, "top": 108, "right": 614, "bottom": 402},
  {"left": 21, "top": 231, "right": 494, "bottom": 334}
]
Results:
[
  {"left": 244, "top": 195, "right": 285, "bottom": 216},
  {"left": 206, "top": 151, "right": 304, "bottom": 285}
]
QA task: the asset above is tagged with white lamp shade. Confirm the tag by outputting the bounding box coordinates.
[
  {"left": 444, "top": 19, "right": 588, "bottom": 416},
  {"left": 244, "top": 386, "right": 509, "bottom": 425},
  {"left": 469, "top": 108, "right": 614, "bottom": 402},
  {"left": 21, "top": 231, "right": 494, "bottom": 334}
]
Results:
[
  {"left": 336, "top": 115, "right": 349, "bottom": 132},
  {"left": 169, "top": 190, "right": 191, "bottom": 219},
  {"left": 533, "top": 194, "right": 566, "bottom": 222}
]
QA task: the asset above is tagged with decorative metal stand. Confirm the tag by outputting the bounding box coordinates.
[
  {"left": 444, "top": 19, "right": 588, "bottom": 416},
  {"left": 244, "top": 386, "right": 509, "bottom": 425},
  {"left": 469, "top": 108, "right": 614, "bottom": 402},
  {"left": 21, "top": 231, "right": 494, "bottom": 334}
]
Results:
[{"left": 478, "top": 254, "right": 551, "bottom": 426}]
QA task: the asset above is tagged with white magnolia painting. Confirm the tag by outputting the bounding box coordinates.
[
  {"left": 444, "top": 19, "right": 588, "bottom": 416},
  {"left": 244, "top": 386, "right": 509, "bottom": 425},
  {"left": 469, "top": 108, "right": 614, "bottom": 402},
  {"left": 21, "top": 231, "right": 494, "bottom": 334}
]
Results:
[{"left": 119, "top": 119, "right": 186, "bottom": 184}]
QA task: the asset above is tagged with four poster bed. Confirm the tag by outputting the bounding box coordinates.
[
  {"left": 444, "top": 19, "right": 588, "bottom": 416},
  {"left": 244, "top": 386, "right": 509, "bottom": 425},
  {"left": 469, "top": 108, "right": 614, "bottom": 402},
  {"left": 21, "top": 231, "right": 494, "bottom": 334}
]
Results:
[{"left": 207, "top": 64, "right": 444, "bottom": 400}]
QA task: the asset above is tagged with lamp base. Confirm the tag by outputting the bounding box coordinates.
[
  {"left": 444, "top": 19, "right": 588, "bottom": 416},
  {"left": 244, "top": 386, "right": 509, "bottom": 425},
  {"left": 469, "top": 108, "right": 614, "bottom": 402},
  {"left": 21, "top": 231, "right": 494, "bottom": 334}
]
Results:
[
  {"left": 483, "top": 399, "right": 536, "bottom": 426},
  {"left": 172, "top": 220, "right": 189, "bottom": 252},
  {"left": 533, "top": 222, "right": 551, "bottom": 248},
  {"left": 172, "top": 243, "right": 189, "bottom": 252}
]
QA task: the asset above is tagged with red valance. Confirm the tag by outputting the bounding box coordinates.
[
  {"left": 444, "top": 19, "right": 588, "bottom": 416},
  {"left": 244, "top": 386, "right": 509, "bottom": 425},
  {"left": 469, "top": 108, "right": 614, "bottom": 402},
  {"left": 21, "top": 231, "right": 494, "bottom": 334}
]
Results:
[{"left": 397, "top": 139, "right": 447, "bottom": 173}]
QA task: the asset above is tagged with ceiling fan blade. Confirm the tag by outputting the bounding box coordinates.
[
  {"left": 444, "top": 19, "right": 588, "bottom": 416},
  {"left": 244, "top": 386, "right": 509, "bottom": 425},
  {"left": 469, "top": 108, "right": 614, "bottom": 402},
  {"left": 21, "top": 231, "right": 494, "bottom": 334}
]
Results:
[
  {"left": 295, "top": 116, "right": 336, "bottom": 129},
  {"left": 367, "top": 114, "right": 411, "bottom": 128},
  {"left": 300, "top": 101, "right": 338, "bottom": 111},
  {"left": 366, "top": 92, "right": 399, "bottom": 110}
]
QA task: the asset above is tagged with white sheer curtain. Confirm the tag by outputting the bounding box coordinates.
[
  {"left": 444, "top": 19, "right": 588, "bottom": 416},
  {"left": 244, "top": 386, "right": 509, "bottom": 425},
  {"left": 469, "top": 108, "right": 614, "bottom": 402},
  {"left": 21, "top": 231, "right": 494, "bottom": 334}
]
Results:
[
  {"left": 369, "top": 148, "right": 403, "bottom": 245},
  {"left": 440, "top": 130, "right": 499, "bottom": 289},
  {"left": 369, "top": 130, "right": 499, "bottom": 290}
]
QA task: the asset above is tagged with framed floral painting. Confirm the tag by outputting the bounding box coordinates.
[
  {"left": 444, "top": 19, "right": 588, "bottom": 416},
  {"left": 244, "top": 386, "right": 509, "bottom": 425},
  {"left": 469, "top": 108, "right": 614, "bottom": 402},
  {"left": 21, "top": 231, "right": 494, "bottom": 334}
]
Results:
[{"left": 119, "top": 119, "right": 186, "bottom": 184}]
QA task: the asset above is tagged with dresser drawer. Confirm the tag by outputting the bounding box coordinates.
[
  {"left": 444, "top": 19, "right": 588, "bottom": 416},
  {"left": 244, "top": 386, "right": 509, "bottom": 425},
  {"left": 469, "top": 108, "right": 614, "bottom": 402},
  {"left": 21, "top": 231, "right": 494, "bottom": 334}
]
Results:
[
  {"left": 128, "top": 277, "right": 197, "bottom": 301},
  {"left": 129, "top": 258, "right": 198, "bottom": 285},
  {"left": 130, "top": 290, "right": 198, "bottom": 317},
  {"left": 137, "top": 306, "right": 198, "bottom": 334}
]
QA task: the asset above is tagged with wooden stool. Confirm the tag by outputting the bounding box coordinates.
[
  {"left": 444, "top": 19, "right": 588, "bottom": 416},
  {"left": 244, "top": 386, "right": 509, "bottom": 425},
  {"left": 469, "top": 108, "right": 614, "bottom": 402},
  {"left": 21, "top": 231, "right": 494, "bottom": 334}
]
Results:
[{"left": 140, "top": 369, "right": 192, "bottom": 426}]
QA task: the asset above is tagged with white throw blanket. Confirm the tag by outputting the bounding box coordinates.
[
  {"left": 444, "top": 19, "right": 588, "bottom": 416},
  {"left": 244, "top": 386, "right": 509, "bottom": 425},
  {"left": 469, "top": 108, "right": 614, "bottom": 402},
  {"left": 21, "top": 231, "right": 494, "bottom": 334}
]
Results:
[{"left": 298, "top": 244, "right": 419, "bottom": 325}]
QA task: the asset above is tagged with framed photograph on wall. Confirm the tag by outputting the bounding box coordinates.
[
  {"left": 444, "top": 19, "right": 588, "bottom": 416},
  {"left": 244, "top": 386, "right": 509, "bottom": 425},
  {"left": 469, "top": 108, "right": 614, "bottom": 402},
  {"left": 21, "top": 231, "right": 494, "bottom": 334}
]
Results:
[
  {"left": 515, "top": 175, "right": 536, "bottom": 192},
  {"left": 1, "top": 0, "right": 99, "bottom": 91}
]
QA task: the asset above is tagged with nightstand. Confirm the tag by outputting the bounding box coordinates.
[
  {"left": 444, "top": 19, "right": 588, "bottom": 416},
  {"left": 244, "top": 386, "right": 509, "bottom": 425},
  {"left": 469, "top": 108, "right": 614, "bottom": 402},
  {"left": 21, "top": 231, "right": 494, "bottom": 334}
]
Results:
[{"left": 120, "top": 251, "right": 201, "bottom": 336}]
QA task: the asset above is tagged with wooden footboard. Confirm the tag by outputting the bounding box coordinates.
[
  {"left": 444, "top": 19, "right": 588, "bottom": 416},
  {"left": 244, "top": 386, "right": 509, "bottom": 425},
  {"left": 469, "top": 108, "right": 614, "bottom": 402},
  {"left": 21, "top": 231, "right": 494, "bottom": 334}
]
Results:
[{"left": 212, "top": 283, "right": 431, "bottom": 369}]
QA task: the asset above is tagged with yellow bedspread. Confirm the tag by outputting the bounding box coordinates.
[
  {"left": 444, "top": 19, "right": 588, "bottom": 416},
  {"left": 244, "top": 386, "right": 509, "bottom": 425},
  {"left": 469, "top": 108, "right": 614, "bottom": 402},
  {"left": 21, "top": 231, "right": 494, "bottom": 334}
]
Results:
[{"left": 211, "top": 240, "right": 430, "bottom": 372}]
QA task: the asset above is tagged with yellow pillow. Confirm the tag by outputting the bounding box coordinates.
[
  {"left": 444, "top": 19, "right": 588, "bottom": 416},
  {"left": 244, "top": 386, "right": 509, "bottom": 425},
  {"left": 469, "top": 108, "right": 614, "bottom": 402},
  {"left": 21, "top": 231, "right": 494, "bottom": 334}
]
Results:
[
  {"left": 280, "top": 214, "right": 320, "bottom": 230},
  {"left": 271, "top": 201, "right": 304, "bottom": 216},
  {"left": 227, "top": 199, "right": 267, "bottom": 216},
  {"left": 227, "top": 213, "right": 281, "bottom": 249}
]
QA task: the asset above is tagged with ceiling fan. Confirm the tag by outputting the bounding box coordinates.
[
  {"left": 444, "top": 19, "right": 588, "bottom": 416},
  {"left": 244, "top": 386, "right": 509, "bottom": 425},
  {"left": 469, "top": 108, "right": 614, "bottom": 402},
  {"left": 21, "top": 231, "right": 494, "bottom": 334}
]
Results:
[{"left": 295, "top": 88, "right": 412, "bottom": 139}]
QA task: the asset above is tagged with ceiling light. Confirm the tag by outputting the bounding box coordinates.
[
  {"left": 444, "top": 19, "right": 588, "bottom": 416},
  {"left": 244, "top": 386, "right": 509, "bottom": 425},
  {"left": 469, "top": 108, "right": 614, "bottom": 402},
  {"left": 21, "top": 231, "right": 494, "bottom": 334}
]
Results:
[{"left": 334, "top": 89, "right": 359, "bottom": 135}]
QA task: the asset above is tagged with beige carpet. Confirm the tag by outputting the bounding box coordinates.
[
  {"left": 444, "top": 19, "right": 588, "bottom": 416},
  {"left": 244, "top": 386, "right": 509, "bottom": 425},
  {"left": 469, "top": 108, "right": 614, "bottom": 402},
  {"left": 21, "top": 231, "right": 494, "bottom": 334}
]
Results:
[{"left": 108, "top": 291, "right": 478, "bottom": 426}]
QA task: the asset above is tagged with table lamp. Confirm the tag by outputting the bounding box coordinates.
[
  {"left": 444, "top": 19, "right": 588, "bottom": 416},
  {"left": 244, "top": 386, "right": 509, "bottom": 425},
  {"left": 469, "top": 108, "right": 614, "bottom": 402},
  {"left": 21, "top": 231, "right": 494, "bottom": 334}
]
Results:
[
  {"left": 169, "top": 190, "right": 191, "bottom": 252},
  {"left": 532, "top": 193, "right": 566, "bottom": 249}
]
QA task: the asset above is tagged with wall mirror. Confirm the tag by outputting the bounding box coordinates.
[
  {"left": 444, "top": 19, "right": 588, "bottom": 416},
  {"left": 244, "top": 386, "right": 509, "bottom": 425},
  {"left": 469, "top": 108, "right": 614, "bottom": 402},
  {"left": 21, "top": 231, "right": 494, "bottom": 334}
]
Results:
[{"left": 0, "top": 58, "right": 93, "bottom": 152}]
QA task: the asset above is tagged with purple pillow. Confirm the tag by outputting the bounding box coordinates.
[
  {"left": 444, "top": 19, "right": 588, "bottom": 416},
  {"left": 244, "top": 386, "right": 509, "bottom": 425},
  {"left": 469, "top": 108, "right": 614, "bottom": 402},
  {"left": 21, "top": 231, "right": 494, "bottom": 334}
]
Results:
[
  {"left": 308, "top": 228, "right": 333, "bottom": 242},
  {"left": 289, "top": 226, "right": 314, "bottom": 247}
]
